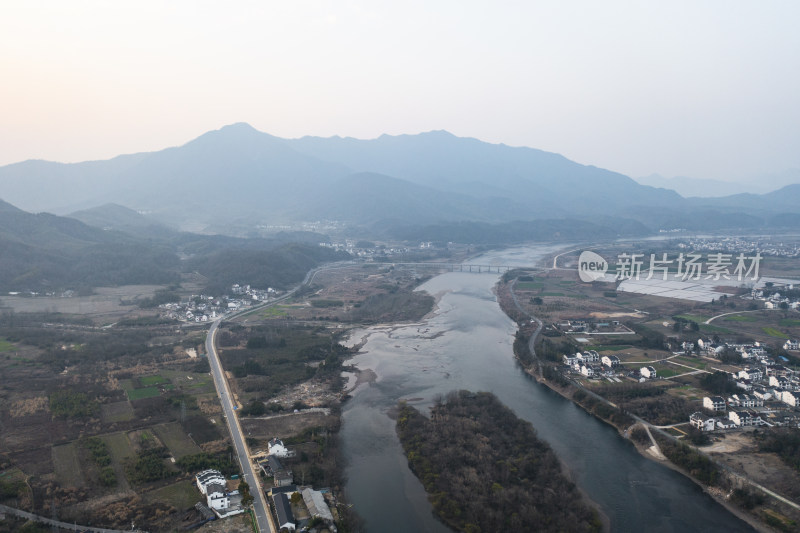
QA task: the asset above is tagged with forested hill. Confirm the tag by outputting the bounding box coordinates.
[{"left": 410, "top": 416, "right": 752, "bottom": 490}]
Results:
[
  {"left": 396, "top": 390, "right": 603, "bottom": 533},
  {"left": 0, "top": 198, "right": 346, "bottom": 293}
]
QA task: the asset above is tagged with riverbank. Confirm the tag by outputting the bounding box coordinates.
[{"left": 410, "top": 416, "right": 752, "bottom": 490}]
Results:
[{"left": 498, "top": 282, "right": 774, "bottom": 533}]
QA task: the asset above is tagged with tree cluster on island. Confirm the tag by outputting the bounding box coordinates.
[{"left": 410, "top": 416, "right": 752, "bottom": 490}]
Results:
[{"left": 396, "top": 390, "right": 603, "bottom": 533}]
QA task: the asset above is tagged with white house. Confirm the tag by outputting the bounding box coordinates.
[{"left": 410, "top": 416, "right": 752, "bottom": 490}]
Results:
[
  {"left": 601, "top": 355, "right": 621, "bottom": 368},
  {"left": 580, "top": 364, "right": 595, "bottom": 378},
  {"left": 703, "top": 396, "right": 726, "bottom": 412},
  {"left": 196, "top": 470, "right": 226, "bottom": 495},
  {"left": 206, "top": 483, "right": 230, "bottom": 512},
  {"left": 640, "top": 366, "right": 657, "bottom": 379},
  {"left": 738, "top": 368, "right": 763, "bottom": 382},
  {"left": 781, "top": 390, "right": 800, "bottom": 408},
  {"left": 752, "top": 387, "right": 773, "bottom": 401},
  {"left": 715, "top": 418, "right": 737, "bottom": 430},
  {"left": 728, "top": 394, "right": 763, "bottom": 408},
  {"left": 784, "top": 340, "right": 799, "bottom": 351},
  {"left": 195, "top": 469, "right": 243, "bottom": 517},
  {"left": 690, "top": 412, "right": 716, "bottom": 432},
  {"left": 769, "top": 375, "right": 788, "bottom": 388},
  {"left": 268, "top": 437, "right": 290, "bottom": 458},
  {"left": 728, "top": 411, "right": 762, "bottom": 427}
]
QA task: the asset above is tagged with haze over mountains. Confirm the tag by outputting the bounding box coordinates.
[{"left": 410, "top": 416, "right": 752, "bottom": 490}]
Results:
[
  {"left": 636, "top": 170, "right": 800, "bottom": 198},
  {"left": 0, "top": 123, "right": 799, "bottom": 239}
]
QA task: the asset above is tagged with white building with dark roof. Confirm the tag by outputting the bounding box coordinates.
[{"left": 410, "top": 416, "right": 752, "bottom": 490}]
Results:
[
  {"left": 268, "top": 437, "right": 290, "bottom": 458},
  {"left": 703, "top": 396, "right": 726, "bottom": 412},
  {"left": 690, "top": 412, "right": 716, "bottom": 432},
  {"left": 640, "top": 366, "right": 657, "bottom": 379},
  {"left": 195, "top": 469, "right": 244, "bottom": 518},
  {"left": 729, "top": 411, "right": 763, "bottom": 427}
]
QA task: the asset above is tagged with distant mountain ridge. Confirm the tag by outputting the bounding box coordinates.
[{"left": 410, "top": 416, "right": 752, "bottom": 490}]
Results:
[{"left": 0, "top": 123, "right": 797, "bottom": 235}]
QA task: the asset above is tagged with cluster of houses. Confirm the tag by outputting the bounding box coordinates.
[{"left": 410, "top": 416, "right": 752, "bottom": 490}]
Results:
[
  {"left": 754, "top": 290, "right": 800, "bottom": 310},
  {"left": 259, "top": 438, "right": 295, "bottom": 487},
  {"left": 159, "top": 284, "right": 281, "bottom": 323},
  {"left": 690, "top": 365, "right": 800, "bottom": 431},
  {"left": 319, "top": 240, "right": 413, "bottom": 258},
  {"left": 258, "top": 438, "right": 338, "bottom": 532},
  {"left": 562, "top": 350, "right": 655, "bottom": 381},
  {"left": 194, "top": 469, "right": 245, "bottom": 519},
  {"left": 691, "top": 339, "right": 776, "bottom": 362},
  {"left": 679, "top": 237, "right": 800, "bottom": 258},
  {"left": 231, "top": 283, "right": 277, "bottom": 301}
]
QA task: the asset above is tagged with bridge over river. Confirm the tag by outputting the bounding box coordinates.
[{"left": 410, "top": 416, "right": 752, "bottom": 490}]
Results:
[{"left": 388, "top": 262, "right": 543, "bottom": 273}]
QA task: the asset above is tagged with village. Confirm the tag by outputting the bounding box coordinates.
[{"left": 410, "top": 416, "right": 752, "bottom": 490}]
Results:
[
  {"left": 159, "top": 284, "right": 282, "bottom": 324},
  {"left": 561, "top": 338, "right": 800, "bottom": 433},
  {"left": 192, "top": 436, "right": 338, "bottom": 532}
]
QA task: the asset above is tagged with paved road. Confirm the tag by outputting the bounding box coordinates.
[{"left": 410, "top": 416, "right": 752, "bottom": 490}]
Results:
[
  {"left": 202, "top": 261, "right": 356, "bottom": 533},
  {"left": 206, "top": 320, "right": 275, "bottom": 533}
]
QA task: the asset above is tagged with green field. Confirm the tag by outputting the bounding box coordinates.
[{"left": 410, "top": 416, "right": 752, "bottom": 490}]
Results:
[
  {"left": 52, "top": 443, "right": 84, "bottom": 487},
  {"left": 676, "top": 314, "right": 711, "bottom": 324},
  {"left": 126, "top": 386, "right": 162, "bottom": 400},
  {"left": 261, "top": 306, "right": 289, "bottom": 318},
  {"left": 699, "top": 324, "right": 732, "bottom": 334},
  {"left": 140, "top": 375, "right": 169, "bottom": 386},
  {"left": 144, "top": 480, "right": 201, "bottom": 510},
  {"left": 675, "top": 357, "right": 707, "bottom": 370},
  {"left": 763, "top": 327, "right": 789, "bottom": 339},
  {"left": 153, "top": 422, "right": 202, "bottom": 459},
  {"left": 516, "top": 282, "right": 543, "bottom": 290},
  {"left": 723, "top": 315, "right": 758, "bottom": 322},
  {"left": 0, "top": 338, "right": 14, "bottom": 352},
  {"left": 542, "top": 292, "right": 566, "bottom": 297},
  {"left": 165, "top": 372, "right": 215, "bottom": 394},
  {"left": 780, "top": 319, "right": 800, "bottom": 327}
]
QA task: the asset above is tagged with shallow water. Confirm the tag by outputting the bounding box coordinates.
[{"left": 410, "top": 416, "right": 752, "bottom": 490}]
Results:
[{"left": 340, "top": 246, "right": 754, "bottom": 532}]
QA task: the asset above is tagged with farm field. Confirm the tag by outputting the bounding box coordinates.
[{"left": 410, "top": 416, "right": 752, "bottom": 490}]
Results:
[
  {"left": 144, "top": 479, "right": 201, "bottom": 510},
  {"left": 153, "top": 422, "right": 203, "bottom": 459},
  {"left": 52, "top": 442, "right": 84, "bottom": 487},
  {"left": 101, "top": 401, "right": 135, "bottom": 423}
]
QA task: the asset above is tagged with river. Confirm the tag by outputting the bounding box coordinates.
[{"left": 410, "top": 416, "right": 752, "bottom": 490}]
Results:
[{"left": 340, "top": 245, "right": 754, "bottom": 532}]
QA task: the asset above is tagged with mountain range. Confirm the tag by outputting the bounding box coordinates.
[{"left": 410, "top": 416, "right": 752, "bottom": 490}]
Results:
[{"left": 0, "top": 123, "right": 799, "bottom": 238}]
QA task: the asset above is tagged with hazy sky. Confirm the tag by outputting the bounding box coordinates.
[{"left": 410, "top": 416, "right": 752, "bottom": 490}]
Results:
[{"left": 1, "top": 1, "right": 799, "bottom": 181}]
